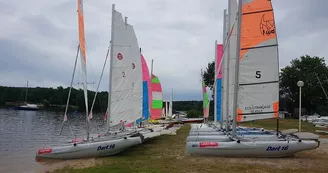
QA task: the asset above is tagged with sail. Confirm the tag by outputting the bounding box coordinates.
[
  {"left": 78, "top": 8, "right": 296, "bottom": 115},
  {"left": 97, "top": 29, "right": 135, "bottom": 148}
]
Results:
[
  {"left": 77, "top": 0, "right": 89, "bottom": 121},
  {"left": 202, "top": 79, "right": 210, "bottom": 119},
  {"left": 227, "top": 0, "right": 239, "bottom": 122},
  {"left": 215, "top": 44, "right": 223, "bottom": 122},
  {"left": 165, "top": 97, "right": 168, "bottom": 117},
  {"left": 141, "top": 54, "right": 151, "bottom": 120},
  {"left": 109, "top": 10, "right": 143, "bottom": 126},
  {"left": 168, "top": 92, "right": 173, "bottom": 117},
  {"left": 237, "top": 0, "right": 279, "bottom": 122},
  {"left": 150, "top": 74, "right": 163, "bottom": 119}
]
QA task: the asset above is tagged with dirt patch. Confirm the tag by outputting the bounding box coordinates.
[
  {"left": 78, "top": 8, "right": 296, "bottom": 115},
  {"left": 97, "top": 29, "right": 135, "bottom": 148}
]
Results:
[{"left": 37, "top": 158, "right": 99, "bottom": 173}]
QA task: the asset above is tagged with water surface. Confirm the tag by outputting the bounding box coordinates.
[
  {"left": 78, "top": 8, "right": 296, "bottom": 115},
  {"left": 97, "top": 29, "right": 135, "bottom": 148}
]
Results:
[{"left": 0, "top": 109, "right": 107, "bottom": 173}]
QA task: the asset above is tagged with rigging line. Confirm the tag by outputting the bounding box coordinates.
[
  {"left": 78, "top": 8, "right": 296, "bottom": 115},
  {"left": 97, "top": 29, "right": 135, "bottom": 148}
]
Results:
[
  {"left": 89, "top": 44, "right": 110, "bottom": 120},
  {"left": 60, "top": 45, "right": 80, "bottom": 136}
]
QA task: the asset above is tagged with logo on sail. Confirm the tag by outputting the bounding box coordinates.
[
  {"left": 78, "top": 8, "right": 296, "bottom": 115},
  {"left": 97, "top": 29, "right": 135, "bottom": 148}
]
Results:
[
  {"left": 117, "top": 53, "right": 123, "bottom": 60},
  {"left": 260, "top": 14, "right": 275, "bottom": 36}
]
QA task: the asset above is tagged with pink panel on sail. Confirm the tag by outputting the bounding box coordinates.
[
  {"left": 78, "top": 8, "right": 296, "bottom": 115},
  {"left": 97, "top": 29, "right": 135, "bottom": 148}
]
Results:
[
  {"left": 151, "top": 109, "right": 162, "bottom": 117},
  {"left": 152, "top": 83, "right": 162, "bottom": 91},
  {"left": 216, "top": 44, "right": 223, "bottom": 79},
  {"left": 141, "top": 54, "right": 150, "bottom": 82}
]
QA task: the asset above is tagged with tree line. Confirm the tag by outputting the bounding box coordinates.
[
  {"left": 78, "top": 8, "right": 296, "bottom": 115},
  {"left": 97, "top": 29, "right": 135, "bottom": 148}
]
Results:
[{"left": 0, "top": 85, "right": 206, "bottom": 116}]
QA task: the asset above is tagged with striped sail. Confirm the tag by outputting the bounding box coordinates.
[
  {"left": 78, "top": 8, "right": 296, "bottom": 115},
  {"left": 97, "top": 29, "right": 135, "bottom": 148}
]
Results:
[
  {"left": 236, "top": 0, "right": 279, "bottom": 122},
  {"left": 140, "top": 54, "right": 151, "bottom": 121},
  {"left": 109, "top": 10, "right": 143, "bottom": 126},
  {"left": 215, "top": 44, "right": 223, "bottom": 122},
  {"left": 77, "top": 0, "right": 89, "bottom": 121},
  {"left": 150, "top": 74, "right": 163, "bottom": 119},
  {"left": 202, "top": 78, "right": 210, "bottom": 119}
]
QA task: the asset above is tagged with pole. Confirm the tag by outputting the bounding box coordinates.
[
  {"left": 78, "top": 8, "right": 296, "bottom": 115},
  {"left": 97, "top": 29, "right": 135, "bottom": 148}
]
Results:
[
  {"left": 299, "top": 86, "right": 301, "bottom": 132},
  {"left": 214, "top": 40, "right": 218, "bottom": 125}
]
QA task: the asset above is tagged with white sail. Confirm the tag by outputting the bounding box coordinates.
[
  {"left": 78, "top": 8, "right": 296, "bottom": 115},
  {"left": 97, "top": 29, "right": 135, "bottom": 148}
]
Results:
[
  {"left": 168, "top": 89, "right": 173, "bottom": 117},
  {"left": 165, "top": 97, "right": 168, "bottom": 117},
  {"left": 236, "top": 0, "right": 279, "bottom": 122},
  {"left": 109, "top": 10, "right": 143, "bottom": 126},
  {"left": 227, "top": 0, "right": 239, "bottom": 122}
]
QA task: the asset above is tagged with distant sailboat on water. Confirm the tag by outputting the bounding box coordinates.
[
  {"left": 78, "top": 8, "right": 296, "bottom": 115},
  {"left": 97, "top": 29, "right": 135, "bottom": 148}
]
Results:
[{"left": 16, "top": 81, "right": 38, "bottom": 111}]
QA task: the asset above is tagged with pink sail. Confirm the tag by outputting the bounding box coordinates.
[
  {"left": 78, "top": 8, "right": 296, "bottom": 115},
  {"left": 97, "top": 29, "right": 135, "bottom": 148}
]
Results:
[
  {"left": 141, "top": 54, "right": 151, "bottom": 120},
  {"left": 216, "top": 44, "right": 223, "bottom": 79}
]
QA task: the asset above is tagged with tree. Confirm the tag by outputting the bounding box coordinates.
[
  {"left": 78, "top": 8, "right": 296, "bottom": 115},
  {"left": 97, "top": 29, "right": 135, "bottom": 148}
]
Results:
[
  {"left": 280, "top": 55, "right": 328, "bottom": 115},
  {"left": 203, "top": 61, "right": 215, "bottom": 98}
]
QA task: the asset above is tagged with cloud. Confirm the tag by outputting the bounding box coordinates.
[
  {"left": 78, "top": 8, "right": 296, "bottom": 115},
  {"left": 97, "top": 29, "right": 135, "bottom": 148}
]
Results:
[{"left": 0, "top": 0, "right": 327, "bottom": 100}]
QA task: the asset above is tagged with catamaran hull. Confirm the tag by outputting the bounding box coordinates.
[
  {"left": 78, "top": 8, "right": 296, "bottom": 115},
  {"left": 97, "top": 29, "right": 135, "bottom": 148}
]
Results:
[
  {"left": 186, "top": 140, "right": 319, "bottom": 157},
  {"left": 186, "top": 134, "right": 279, "bottom": 142},
  {"left": 36, "top": 136, "right": 142, "bottom": 159},
  {"left": 189, "top": 130, "right": 269, "bottom": 136}
]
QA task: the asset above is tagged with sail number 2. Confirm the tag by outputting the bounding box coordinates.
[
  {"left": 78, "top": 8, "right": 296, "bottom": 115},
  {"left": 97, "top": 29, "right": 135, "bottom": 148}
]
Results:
[{"left": 255, "top": 71, "right": 261, "bottom": 78}]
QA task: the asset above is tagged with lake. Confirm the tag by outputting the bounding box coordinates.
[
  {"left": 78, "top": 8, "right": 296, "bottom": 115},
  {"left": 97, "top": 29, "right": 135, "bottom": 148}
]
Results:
[{"left": 0, "top": 109, "right": 108, "bottom": 173}]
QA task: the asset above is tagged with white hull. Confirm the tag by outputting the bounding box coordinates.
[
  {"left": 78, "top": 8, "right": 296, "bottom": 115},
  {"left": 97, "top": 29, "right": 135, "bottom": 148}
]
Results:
[
  {"left": 186, "top": 134, "right": 279, "bottom": 142},
  {"left": 36, "top": 136, "right": 142, "bottom": 159},
  {"left": 189, "top": 130, "right": 270, "bottom": 136},
  {"left": 186, "top": 140, "right": 319, "bottom": 157}
]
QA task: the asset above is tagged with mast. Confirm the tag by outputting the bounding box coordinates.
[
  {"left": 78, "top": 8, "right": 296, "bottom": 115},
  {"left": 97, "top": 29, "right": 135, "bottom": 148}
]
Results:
[
  {"left": 223, "top": 8, "right": 230, "bottom": 132},
  {"left": 214, "top": 40, "right": 218, "bottom": 124},
  {"left": 232, "top": 0, "right": 242, "bottom": 136},
  {"left": 150, "top": 59, "right": 153, "bottom": 120},
  {"left": 221, "top": 9, "right": 228, "bottom": 130},
  {"left": 25, "top": 81, "right": 29, "bottom": 103},
  {"left": 151, "top": 59, "right": 154, "bottom": 77},
  {"left": 107, "top": 4, "right": 115, "bottom": 133}
]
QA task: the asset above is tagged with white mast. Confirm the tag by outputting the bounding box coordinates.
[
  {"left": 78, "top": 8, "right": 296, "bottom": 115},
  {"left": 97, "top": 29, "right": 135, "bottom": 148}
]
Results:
[
  {"left": 107, "top": 4, "right": 115, "bottom": 133},
  {"left": 223, "top": 8, "right": 230, "bottom": 132},
  {"left": 221, "top": 9, "right": 228, "bottom": 129},
  {"left": 232, "top": 0, "right": 242, "bottom": 136}
]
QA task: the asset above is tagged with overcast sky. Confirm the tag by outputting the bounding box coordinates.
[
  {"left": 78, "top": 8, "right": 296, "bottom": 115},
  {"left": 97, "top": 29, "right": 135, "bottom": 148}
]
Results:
[{"left": 0, "top": 0, "right": 327, "bottom": 100}]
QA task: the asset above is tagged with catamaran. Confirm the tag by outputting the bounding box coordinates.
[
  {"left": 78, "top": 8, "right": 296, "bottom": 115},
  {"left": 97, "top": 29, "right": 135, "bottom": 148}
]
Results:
[
  {"left": 186, "top": 0, "right": 319, "bottom": 157},
  {"left": 36, "top": 3, "right": 144, "bottom": 159}
]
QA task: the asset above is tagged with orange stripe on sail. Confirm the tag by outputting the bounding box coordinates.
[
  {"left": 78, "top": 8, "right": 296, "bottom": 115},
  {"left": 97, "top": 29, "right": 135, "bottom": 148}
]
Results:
[
  {"left": 78, "top": 0, "right": 86, "bottom": 63},
  {"left": 237, "top": 108, "right": 243, "bottom": 122},
  {"left": 240, "top": 0, "right": 276, "bottom": 59},
  {"left": 273, "top": 101, "right": 279, "bottom": 118}
]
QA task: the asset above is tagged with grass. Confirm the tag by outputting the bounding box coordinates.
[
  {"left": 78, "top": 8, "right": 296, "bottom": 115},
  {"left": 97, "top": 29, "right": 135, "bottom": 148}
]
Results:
[{"left": 52, "top": 119, "right": 328, "bottom": 173}]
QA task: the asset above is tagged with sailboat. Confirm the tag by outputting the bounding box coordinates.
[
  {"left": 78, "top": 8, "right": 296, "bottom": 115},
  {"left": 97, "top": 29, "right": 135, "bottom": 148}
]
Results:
[
  {"left": 186, "top": 0, "right": 319, "bottom": 157},
  {"left": 16, "top": 81, "right": 39, "bottom": 111},
  {"left": 36, "top": 3, "right": 143, "bottom": 159}
]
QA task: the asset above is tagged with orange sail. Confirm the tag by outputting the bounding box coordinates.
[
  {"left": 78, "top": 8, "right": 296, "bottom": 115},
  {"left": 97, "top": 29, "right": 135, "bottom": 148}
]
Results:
[
  {"left": 78, "top": 0, "right": 86, "bottom": 64},
  {"left": 77, "top": 0, "right": 89, "bottom": 123}
]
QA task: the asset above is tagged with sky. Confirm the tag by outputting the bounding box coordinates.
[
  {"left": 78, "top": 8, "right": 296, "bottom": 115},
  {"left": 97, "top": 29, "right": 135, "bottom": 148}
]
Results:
[{"left": 0, "top": 0, "right": 327, "bottom": 101}]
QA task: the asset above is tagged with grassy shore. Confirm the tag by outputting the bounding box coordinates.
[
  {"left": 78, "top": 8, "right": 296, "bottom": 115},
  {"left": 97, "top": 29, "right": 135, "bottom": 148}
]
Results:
[{"left": 51, "top": 119, "right": 328, "bottom": 173}]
